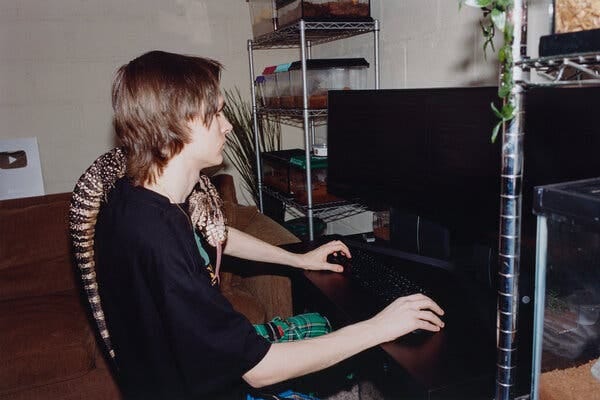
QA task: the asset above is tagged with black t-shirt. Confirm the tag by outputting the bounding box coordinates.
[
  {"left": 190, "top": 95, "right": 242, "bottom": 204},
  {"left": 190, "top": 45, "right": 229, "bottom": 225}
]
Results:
[{"left": 95, "top": 178, "right": 271, "bottom": 399}]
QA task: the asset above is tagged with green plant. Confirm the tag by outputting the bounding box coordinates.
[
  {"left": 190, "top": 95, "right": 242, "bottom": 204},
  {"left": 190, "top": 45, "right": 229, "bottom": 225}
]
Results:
[
  {"left": 460, "top": 0, "right": 515, "bottom": 142},
  {"left": 222, "top": 88, "right": 281, "bottom": 205}
]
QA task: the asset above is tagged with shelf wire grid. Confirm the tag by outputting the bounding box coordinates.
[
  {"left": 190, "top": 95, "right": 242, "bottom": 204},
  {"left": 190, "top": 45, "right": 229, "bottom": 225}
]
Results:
[
  {"left": 516, "top": 52, "right": 600, "bottom": 87},
  {"left": 250, "top": 20, "right": 377, "bottom": 49},
  {"left": 257, "top": 107, "right": 328, "bottom": 127},
  {"left": 262, "top": 187, "right": 367, "bottom": 222}
]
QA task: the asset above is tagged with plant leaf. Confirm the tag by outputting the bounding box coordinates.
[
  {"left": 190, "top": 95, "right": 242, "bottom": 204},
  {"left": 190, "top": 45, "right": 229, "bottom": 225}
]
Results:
[
  {"left": 223, "top": 87, "right": 281, "bottom": 205},
  {"left": 501, "top": 103, "right": 515, "bottom": 120},
  {"left": 491, "top": 9, "right": 506, "bottom": 32},
  {"left": 463, "top": 0, "right": 493, "bottom": 7},
  {"left": 491, "top": 120, "right": 503, "bottom": 143},
  {"left": 498, "top": 45, "right": 506, "bottom": 63},
  {"left": 491, "top": 102, "right": 504, "bottom": 119},
  {"left": 497, "top": 0, "right": 513, "bottom": 9},
  {"left": 498, "top": 82, "right": 511, "bottom": 98}
]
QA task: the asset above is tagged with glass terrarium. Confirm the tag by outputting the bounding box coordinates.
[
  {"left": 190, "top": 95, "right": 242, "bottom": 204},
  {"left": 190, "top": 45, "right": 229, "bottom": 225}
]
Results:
[
  {"left": 249, "top": 0, "right": 278, "bottom": 38},
  {"left": 276, "top": 0, "right": 371, "bottom": 28},
  {"left": 531, "top": 177, "right": 600, "bottom": 400}
]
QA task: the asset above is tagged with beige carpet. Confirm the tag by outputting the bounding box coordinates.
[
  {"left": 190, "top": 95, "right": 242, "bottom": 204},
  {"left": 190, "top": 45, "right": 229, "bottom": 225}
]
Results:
[
  {"left": 324, "top": 381, "right": 384, "bottom": 400},
  {"left": 539, "top": 358, "right": 600, "bottom": 400}
]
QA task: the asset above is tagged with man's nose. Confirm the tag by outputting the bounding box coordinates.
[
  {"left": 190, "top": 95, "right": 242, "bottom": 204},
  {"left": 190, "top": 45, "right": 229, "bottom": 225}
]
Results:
[{"left": 223, "top": 119, "right": 233, "bottom": 135}]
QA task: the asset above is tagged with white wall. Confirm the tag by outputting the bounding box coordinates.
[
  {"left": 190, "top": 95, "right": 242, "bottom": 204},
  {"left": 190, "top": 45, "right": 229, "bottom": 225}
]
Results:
[
  {"left": 314, "top": 0, "right": 551, "bottom": 234},
  {"left": 0, "top": 0, "right": 552, "bottom": 212},
  {"left": 0, "top": 0, "right": 256, "bottom": 196}
]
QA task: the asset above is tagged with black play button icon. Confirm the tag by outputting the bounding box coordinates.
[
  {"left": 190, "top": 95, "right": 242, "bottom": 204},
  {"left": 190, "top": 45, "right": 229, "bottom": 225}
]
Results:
[{"left": 0, "top": 150, "right": 28, "bottom": 169}]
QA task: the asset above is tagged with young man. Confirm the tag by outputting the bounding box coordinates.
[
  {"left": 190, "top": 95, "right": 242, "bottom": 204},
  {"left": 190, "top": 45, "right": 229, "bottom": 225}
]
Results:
[{"left": 94, "top": 50, "right": 444, "bottom": 399}]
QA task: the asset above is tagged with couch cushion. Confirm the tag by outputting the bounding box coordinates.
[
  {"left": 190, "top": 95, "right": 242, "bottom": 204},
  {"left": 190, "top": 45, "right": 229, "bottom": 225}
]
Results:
[
  {"left": 243, "top": 212, "right": 300, "bottom": 246},
  {"left": 224, "top": 207, "right": 299, "bottom": 320},
  {"left": 221, "top": 287, "right": 267, "bottom": 325},
  {"left": 0, "top": 292, "right": 96, "bottom": 395},
  {"left": 222, "top": 201, "right": 260, "bottom": 233},
  {"left": 2, "top": 366, "right": 123, "bottom": 400},
  {"left": 0, "top": 255, "right": 76, "bottom": 303},
  {"left": 0, "top": 194, "right": 75, "bottom": 300}
]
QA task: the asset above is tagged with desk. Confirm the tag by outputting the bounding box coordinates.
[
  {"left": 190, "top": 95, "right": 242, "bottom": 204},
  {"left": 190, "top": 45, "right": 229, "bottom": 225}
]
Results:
[{"left": 286, "top": 239, "right": 497, "bottom": 399}]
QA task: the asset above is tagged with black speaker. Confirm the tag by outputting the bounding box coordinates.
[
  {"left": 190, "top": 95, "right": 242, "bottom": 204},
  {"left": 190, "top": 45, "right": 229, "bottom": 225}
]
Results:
[{"left": 389, "top": 208, "right": 450, "bottom": 260}]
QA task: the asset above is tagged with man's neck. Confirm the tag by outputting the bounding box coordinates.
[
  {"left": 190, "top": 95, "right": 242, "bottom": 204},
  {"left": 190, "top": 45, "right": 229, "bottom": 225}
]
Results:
[{"left": 145, "top": 159, "right": 198, "bottom": 204}]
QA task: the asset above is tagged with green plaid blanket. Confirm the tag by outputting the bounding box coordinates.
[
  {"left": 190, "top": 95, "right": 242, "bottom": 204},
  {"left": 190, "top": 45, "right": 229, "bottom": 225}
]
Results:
[
  {"left": 254, "top": 313, "right": 331, "bottom": 343},
  {"left": 246, "top": 389, "right": 319, "bottom": 400}
]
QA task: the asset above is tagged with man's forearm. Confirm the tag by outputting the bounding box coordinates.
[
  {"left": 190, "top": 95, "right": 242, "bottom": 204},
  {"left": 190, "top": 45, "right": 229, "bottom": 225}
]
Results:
[
  {"left": 223, "top": 227, "right": 300, "bottom": 268},
  {"left": 243, "top": 319, "right": 381, "bottom": 388},
  {"left": 244, "top": 293, "right": 446, "bottom": 387}
]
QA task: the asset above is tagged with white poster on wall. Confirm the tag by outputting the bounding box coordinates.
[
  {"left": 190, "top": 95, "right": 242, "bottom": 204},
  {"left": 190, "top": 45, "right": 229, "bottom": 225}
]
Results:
[{"left": 0, "top": 137, "right": 45, "bottom": 200}]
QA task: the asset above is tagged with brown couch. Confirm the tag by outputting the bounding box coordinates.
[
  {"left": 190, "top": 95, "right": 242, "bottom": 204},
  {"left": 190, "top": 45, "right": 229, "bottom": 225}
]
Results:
[{"left": 0, "top": 174, "right": 299, "bottom": 400}]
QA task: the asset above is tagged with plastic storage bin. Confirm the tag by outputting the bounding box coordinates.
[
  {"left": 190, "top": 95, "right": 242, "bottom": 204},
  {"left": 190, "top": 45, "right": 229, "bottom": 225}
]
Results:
[
  {"left": 262, "top": 66, "right": 279, "bottom": 108},
  {"left": 254, "top": 76, "right": 266, "bottom": 107},
  {"left": 287, "top": 58, "right": 369, "bottom": 108},
  {"left": 275, "top": 63, "right": 293, "bottom": 108},
  {"left": 531, "top": 177, "right": 600, "bottom": 400},
  {"left": 249, "top": 0, "right": 278, "bottom": 38},
  {"left": 277, "top": 0, "right": 371, "bottom": 28}
]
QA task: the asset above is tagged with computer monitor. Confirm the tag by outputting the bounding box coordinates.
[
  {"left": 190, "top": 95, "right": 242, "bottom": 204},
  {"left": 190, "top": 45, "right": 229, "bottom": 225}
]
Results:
[
  {"left": 327, "top": 87, "right": 502, "bottom": 250},
  {"left": 326, "top": 85, "right": 600, "bottom": 396},
  {"left": 327, "top": 86, "right": 600, "bottom": 247}
]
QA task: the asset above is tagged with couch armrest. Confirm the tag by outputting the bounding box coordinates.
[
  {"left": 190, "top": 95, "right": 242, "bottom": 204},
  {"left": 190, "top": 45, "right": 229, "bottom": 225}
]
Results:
[
  {"left": 211, "top": 174, "right": 301, "bottom": 320},
  {"left": 211, "top": 173, "right": 238, "bottom": 205},
  {"left": 236, "top": 210, "right": 300, "bottom": 320},
  {"left": 220, "top": 203, "right": 300, "bottom": 320}
]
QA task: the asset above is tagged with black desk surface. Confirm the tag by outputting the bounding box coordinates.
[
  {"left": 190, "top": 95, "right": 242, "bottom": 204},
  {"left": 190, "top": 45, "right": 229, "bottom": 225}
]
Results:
[{"left": 285, "top": 237, "right": 497, "bottom": 399}]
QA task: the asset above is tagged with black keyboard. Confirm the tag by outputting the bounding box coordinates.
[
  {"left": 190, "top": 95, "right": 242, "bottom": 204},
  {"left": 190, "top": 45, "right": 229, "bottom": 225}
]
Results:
[{"left": 343, "top": 246, "right": 431, "bottom": 306}]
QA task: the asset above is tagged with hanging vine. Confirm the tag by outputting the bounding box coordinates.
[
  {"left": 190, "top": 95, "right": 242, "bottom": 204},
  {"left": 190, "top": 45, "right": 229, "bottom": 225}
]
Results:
[{"left": 460, "top": 0, "right": 515, "bottom": 142}]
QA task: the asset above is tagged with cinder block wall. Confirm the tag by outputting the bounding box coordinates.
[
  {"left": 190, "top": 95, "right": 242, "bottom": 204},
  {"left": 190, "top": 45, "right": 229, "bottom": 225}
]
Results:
[
  {"left": 0, "top": 0, "right": 550, "bottom": 219},
  {"left": 0, "top": 0, "right": 255, "bottom": 195},
  {"left": 315, "top": 0, "right": 551, "bottom": 235}
]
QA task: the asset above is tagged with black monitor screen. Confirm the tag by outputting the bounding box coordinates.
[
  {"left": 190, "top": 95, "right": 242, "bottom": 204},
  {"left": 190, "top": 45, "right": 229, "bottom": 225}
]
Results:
[
  {"left": 327, "top": 87, "right": 502, "bottom": 244},
  {"left": 327, "top": 86, "right": 600, "bottom": 244}
]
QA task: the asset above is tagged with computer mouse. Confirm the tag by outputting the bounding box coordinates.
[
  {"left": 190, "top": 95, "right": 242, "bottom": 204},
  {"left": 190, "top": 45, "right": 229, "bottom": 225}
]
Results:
[{"left": 326, "top": 251, "right": 351, "bottom": 273}]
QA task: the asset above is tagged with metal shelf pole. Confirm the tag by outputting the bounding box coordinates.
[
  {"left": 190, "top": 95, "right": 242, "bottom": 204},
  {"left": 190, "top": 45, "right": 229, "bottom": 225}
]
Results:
[
  {"left": 374, "top": 19, "right": 380, "bottom": 89},
  {"left": 300, "top": 20, "right": 315, "bottom": 240},
  {"left": 307, "top": 40, "right": 316, "bottom": 148},
  {"left": 248, "top": 39, "right": 264, "bottom": 212},
  {"left": 530, "top": 216, "right": 548, "bottom": 400},
  {"left": 496, "top": 1, "right": 528, "bottom": 399}
]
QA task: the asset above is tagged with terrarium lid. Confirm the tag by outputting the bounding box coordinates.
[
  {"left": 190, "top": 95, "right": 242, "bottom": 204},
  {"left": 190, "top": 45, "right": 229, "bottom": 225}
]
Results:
[
  {"left": 289, "top": 58, "right": 369, "bottom": 70},
  {"left": 533, "top": 176, "right": 600, "bottom": 228},
  {"left": 275, "top": 62, "right": 292, "bottom": 72},
  {"left": 261, "top": 148, "right": 305, "bottom": 163},
  {"left": 275, "top": 0, "right": 295, "bottom": 9},
  {"left": 289, "top": 154, "right": 328, "bottom": 169},
  {"left": 262, "top": 65, "right": 277, "bottom": 75}
]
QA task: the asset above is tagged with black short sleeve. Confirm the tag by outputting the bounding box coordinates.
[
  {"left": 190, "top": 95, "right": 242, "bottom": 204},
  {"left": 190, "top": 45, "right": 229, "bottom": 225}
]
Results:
[
  {"left": 95, "top": 179, "right": 271, "bottom": 399},
  {"left": 152, "top": 225, "right": 271, "bottom": 391}
]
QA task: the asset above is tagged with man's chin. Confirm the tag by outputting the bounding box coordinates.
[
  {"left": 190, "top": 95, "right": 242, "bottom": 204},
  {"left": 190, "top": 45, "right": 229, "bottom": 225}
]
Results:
[{"left": 208, "top": 155, "right": 223, "bottom": 168}]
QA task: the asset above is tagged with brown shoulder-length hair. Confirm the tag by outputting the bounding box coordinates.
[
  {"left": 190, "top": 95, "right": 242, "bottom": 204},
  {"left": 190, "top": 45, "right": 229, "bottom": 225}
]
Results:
[{"left": 111, "top": 50, "right": 223, "bottom": 185}]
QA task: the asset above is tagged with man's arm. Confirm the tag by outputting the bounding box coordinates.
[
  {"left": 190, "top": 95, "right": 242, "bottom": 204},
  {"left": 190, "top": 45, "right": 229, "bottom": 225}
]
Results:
[
  {"left": 243, "top": 293, "right": 445, "bottom": 388},
  {"left": 223, "top": 227, "right": 348, "bottom": 272}
]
